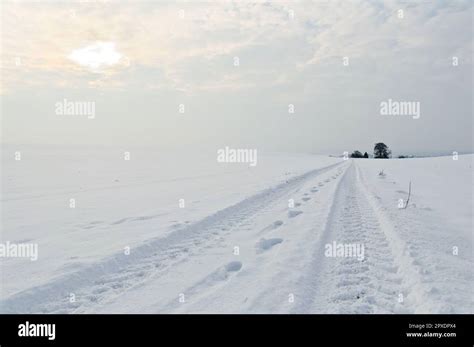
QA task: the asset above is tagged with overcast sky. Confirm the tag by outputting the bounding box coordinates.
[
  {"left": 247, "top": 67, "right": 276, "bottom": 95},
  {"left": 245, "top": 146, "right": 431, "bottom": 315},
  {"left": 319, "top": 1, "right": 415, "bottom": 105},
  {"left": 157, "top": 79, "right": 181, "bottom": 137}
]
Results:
[{"left": 1, "top": 0, "right": 472, "bottom": 155}]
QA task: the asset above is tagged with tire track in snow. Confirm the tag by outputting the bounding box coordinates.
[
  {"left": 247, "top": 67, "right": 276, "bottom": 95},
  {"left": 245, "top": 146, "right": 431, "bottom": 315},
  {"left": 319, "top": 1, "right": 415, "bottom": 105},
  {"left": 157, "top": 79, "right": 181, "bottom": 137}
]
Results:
[
  {"left": 355, "top": 164, "right": 450, "bottom": 313},
  {"left": 315, "top": 164, "right": 406, "bottom": 313},
  {"left": 293, "top": 162, "right": 418, "bottom": 313}
]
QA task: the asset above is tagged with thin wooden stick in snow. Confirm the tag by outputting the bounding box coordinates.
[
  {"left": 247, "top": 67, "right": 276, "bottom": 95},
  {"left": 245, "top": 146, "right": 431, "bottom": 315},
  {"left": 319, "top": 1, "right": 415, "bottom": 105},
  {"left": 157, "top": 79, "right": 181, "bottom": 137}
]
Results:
[{"left": 404, "top": 181, "right": 411, "bottom": 209}]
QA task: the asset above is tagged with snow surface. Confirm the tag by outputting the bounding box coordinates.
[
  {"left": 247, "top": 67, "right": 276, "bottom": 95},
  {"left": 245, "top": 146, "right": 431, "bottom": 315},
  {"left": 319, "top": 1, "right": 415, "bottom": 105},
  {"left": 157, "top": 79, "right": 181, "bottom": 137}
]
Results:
[{"left": 1, "top": 146, "right": 472, "bottom": 313}]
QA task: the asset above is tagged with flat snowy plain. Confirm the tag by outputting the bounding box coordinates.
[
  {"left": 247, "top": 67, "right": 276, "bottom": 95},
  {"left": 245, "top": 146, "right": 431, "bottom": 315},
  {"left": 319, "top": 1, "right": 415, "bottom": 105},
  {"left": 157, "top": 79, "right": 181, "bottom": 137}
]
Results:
[{"left": 1, "top": 146, "right": 472, "bottom": 313}]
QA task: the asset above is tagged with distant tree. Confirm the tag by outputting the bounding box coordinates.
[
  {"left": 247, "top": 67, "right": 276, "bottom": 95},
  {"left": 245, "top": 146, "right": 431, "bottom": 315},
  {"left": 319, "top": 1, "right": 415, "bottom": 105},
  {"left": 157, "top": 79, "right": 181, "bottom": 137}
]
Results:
[
  {"left": 374, "top": 143, "right": 391, "bottom": 159},
  {"left": 363, "top": 152, "right": 369, "bottom": 158},
  {"left": 350, "top": 150, "right": 364, "bottom": 158}
]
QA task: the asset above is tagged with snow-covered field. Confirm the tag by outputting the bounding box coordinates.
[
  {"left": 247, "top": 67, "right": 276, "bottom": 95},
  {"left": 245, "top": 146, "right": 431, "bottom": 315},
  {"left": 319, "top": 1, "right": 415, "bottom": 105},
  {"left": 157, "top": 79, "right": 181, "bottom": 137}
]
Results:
[{"left": 1, "top": 146, "right": 472, "bottom": 313}]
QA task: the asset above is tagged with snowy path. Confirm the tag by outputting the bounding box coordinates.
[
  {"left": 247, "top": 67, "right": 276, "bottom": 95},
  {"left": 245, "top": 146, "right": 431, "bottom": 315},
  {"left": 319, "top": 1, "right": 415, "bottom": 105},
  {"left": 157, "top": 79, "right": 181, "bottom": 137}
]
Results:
[
  {"left": 1, "top": 158, "right": 471, "bottom": 313},
  {"left": 293, "top": 164, "right": 410, "bottom": 313},
  {"left": 1, "top": 160, "right": 345, "bottom": 313}
]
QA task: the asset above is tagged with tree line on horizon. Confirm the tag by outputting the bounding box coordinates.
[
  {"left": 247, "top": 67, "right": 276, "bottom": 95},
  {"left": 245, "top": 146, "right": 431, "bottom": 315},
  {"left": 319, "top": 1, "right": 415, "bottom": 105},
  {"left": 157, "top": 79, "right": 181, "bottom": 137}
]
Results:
[{"left": 351, "top": 143, "right": 391, "bottom": 159}]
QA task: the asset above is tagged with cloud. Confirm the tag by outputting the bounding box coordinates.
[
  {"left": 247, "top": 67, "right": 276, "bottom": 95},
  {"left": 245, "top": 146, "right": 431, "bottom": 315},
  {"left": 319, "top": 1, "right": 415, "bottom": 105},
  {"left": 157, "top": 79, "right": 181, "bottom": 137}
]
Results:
[
  {"left": 2, "top": 1, "right": 470, "bottom": 94},
  {"left": 1, "top": 0, "right": 471, "bottom": 153}
]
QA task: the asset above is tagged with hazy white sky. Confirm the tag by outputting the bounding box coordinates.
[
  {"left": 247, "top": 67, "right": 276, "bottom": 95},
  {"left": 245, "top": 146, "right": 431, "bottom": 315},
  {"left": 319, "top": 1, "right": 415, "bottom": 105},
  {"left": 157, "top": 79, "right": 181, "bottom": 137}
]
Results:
[{"left": 1, "top": 0, "right": 472, "bottom": 155}]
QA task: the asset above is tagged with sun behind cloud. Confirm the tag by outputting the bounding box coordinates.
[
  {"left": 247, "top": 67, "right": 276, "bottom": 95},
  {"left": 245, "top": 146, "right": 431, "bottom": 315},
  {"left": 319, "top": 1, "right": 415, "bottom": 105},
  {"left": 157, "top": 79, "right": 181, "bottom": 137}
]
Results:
[{"left": 68, "top": 41, "right": 122, "bottom": 72}]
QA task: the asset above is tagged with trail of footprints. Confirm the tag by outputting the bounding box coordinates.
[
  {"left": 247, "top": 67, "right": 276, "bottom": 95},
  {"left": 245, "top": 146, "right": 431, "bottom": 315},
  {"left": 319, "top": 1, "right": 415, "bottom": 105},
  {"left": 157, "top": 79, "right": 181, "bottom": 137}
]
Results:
[
  {"left": 256, "top": 169, "right": 344, "bottom": 254},
  {"left": 169, "top": 168, "right": 346, "bottom": 309}
]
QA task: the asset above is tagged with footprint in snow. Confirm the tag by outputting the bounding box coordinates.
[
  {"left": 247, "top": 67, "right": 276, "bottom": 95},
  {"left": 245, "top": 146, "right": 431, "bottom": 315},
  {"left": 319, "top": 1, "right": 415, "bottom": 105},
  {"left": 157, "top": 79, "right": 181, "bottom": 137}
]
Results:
[
  {"left": 272, "top": 220, "right": 284, "bottom": 228},
  {"left": 225, "top": 261, "right": 243, "bottom": 272},
  {"left": 256, "top": 238, "right": 283, "bottom": 253},
  {"left": 288, "top": 210, "right": 303, "bottom": 218},
  {"left": 205, "top": 261, "right": 243, "bottom": 282}
]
